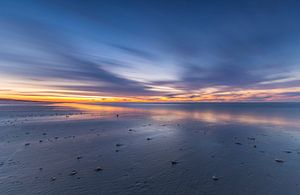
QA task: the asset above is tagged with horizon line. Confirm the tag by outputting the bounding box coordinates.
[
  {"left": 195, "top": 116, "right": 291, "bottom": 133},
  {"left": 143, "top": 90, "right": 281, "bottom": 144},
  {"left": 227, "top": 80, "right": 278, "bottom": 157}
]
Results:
[{"left": 1, "top": 98, "right": 299, "bottom": 104}]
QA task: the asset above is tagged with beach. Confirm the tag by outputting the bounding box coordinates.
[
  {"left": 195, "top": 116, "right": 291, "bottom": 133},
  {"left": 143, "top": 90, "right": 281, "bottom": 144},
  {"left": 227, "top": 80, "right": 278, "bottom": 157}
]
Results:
[{"left": 1, "top": 101, "right": 300, "bottom": 194}]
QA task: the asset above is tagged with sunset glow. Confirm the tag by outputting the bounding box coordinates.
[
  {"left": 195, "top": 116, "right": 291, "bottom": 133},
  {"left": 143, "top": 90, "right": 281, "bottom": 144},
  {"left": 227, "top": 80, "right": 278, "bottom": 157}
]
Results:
[{"left": 0, "top": 1, "right": 300, "bottom": 102}]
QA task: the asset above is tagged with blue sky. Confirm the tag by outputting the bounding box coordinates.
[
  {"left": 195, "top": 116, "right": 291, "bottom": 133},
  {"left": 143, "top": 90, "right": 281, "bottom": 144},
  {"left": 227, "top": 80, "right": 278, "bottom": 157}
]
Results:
[{"left": 0, "top": 0, "right": 300, "bottom": 101}]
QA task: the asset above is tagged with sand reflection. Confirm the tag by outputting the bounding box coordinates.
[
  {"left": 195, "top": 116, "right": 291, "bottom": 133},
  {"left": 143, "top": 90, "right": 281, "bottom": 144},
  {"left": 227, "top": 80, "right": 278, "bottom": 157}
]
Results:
[
  {"left": 53, "top": 103, "right": 299, "bottom": 127},
  {"left": 149, "top": 108, "right": 299, "bottom": 126}
]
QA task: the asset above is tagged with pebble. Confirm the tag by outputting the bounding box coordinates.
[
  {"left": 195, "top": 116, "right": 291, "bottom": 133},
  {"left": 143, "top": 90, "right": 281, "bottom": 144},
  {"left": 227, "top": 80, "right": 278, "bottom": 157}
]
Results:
[
  {"left": 212, "top": 176, "right": 219, "bottom": 181},
  {"left": 69, "top": 170, "right": 78, "bottom": 176},
  {"left": 95, "top": 167, "right": 103, "bottom": 172},
  {"left": 275, "top": 159, "right": 284, "bottom": 163}
]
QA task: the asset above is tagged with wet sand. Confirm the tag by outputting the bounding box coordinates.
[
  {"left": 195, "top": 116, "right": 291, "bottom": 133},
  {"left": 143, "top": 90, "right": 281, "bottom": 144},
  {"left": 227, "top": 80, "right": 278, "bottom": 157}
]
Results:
[{"left": 0, "top": 101, "right": 300, "bottom": 194}]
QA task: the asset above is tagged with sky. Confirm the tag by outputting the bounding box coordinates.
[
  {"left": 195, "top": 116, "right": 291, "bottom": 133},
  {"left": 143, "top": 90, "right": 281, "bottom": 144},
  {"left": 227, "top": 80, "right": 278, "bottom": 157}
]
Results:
[{"left": 0, "top": 0, "right": 300, "bottom": 102}]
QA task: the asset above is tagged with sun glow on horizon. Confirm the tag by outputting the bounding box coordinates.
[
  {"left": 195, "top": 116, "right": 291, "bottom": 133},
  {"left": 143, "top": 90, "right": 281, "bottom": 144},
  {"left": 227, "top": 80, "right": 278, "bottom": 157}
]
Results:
[{"left": 1, "top": 86, "right": 300, "bottom": 103}]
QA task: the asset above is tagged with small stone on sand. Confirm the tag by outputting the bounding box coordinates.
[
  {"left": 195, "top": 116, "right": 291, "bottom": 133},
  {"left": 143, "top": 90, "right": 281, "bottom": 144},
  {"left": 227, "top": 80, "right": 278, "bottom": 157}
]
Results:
[
  {"left": 70, "top": 170, "right": 78, "bottom": 176},
  {"left": 95, "top": 167, "right": 103, "bottom": 172},
  {"left": 275, "top": 159, "right": 284, "bottom": 163},
  {"left": 212, "top": 176, "right": 219, "bottom": 181}
]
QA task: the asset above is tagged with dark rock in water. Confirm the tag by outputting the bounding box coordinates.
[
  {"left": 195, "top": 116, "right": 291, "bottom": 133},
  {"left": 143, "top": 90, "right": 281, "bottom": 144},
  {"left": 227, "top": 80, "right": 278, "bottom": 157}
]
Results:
[
  {"left": 42, "top": 133, "right": 47, "bottom": 136},
  {"left": 115, "top": 150, "right": 120, "bottom": 152},
  {"left": 253, "top": 145, "right": 257, "bottom": 148},
  {"left": 283, "top": 151, "right": 292, "bottom": 154},
  {"left": 94, "top": 167, "right": 103, "bottom": 172},
  {"left": 212, "top": 176, "right": 219, "bottom": 181},
  {"left": 247, "top": 137, "right": 256, "bottom": 141},
  {"left": 51, "top": 177, "right": 56, "bottom": 181},
  {"left": 25, "top": 143, "right": 30, "bottom": 146},
  {"left": 146, "top": 138, "right": 152, "bottom": 141},
  {"left": 39, "top": 168, "right": 43, "bottom": 171},
  {"left": 54, "top": 137, "right": 59, "bottom": 140},
  {"left": 116, "top": 114, "right": 119, "bottom": 118},
  {"left": 116, "top": 143, "right": 123, "bottom": 147},
  {"left": 70, "top": 170, "right": 78, "bottom": 176},
  {"left": 128, "top": 129, "right": 133, "bottom": 132},
  {"left": 171, "top": 161, "right": 179, "bottom": 165},
  {"left": 275, "top": 159, "right": 284, "bottom": 163},
  {"left": 39, "top": 140, "right": 43, "bottom": 143},
  {"left": 235, "top": 142, "right": 242, "bottom": 145},
  {"left": 77, "top": 156, "right": 82, "bottom": 160}
]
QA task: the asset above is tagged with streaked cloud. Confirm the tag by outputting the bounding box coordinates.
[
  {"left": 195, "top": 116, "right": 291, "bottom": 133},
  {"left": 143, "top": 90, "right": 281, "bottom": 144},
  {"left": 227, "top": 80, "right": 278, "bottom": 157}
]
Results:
[{"left": 0, "top": 0, "right": 299, "bottom": 102}]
